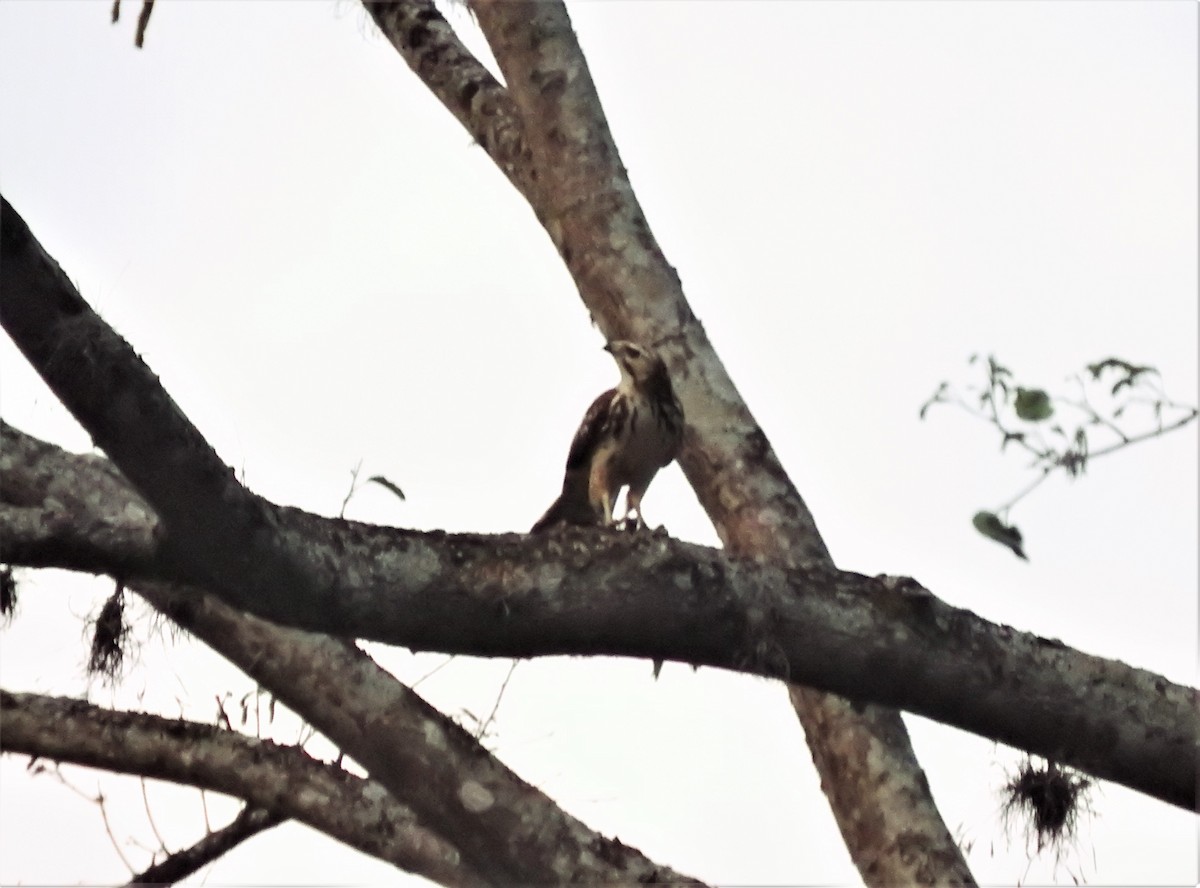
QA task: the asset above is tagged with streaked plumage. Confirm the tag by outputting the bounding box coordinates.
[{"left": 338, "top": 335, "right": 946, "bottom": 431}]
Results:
[{"left": 532, "top": 341, "right": 683, "bottom": 533}]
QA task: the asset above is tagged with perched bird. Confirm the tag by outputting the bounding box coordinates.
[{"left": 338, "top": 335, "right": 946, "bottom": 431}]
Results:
[{"left": 531, "top": 340, "right": 684, "bottom": 534}]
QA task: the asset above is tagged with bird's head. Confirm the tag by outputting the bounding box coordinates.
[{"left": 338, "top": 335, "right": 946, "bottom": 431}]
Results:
[{"left": 605, "top": 340, "right": 667, "bottom": 387}]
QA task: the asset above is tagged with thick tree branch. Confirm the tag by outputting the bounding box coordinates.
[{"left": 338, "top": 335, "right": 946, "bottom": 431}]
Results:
[
  {"left": 0, "top": 690, "right": 488, "bottom": 887},
  {"left": 3, "top": 422, "right": 1195, "bottom": 812},
  {"left": 130, "top": 580, "right": 700, "bottom": 885},
  {"left": 361, "top": 1, "right": 538, "bottom": 205},
  {"left": 0, "top": 194, "right": 320, "bottom": 620},
  {"left": 0, "top": 197, "right": 700, "bottom": 882},
  {"left": 460, "top": 3, "right": 969, "bottom": 882}
]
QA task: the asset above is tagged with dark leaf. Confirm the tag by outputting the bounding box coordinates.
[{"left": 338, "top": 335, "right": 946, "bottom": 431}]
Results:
[
  {"left": 972, "top": 511, "right": 1028, "bottom": 560},
  {"left": 1015, "top": 388, "right": 1053, "bottom": 422},
  {"left": 367, "top": 475, "right": 406, "bottom": 501}
]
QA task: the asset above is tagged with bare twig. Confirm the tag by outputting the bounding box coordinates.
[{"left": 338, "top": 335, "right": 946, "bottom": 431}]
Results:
[
  {"left": 339, "top": 458, "right": 364, "bottom": 519},
  {"left": 475, "top": 660, "right": 519, "bottom": 741},
  {"left": 126, "top": 806, "right": 284, "bottom": 888},
  {"left": 4, "top": 690, "right": 491, "bottom": 886},
  {"left": 134, "top": 0, "right": 154, "bottom": 48},
  {"left": 98, "top": 789, "right": 137, "bottom": 875},
  {"left": 110, "top": 0, "right": 156, "bottom": 48},
  {"left": 140, "top": 778, "right": 169, "bottom": 857},
  {"left": 410, "top": 654, "right": 456, "bottom": 690}
]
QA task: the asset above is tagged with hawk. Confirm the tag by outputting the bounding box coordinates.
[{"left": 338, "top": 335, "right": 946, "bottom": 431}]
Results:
[{"left": 531, "top": 341, "right": 684, "bottom": 533}]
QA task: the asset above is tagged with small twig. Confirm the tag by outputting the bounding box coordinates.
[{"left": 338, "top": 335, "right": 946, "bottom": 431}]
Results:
[
  {"left": 140, "top": 778, "right": 169, "bottom": 856},
  {"left": 1081, "top": 408, "right": 1198, "bottom": 461},
  {"left": 293, "top": 712, "right": 317, "bottom": 750},
  {"left": 98, "top": 789, "right": 137, "bottom": 875},
  {"left": 199, "top": 789, "right": 212, "bottom": 834},
  {"left": 339, "top": 458, "right": 364, "bottom": 519},
  {"left": 214, "top": 695, "right": 233, "bottom": 731},
  {"left": 993, "top": 468, "right": 1053, "bottom": 516},
  {"left": 134, "top": 0, "right": 155, "bottom": 49},
  {"left": 1063, "top": 375, "right": 1129, "bottom": 443},
  {"left": 126, "top": 806, "right": 284, "bottom": 887},
  {"left": 476, "top": 660, "right": 519, "bottom": 740},
  {"left": 410, "top": 654, "right": 456, "bottom": 689}
]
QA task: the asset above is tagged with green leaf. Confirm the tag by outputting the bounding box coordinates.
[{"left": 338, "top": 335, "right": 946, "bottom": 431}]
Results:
[
  {"left": 972, "top": 511, "right": 1028, "bottom": 560},
  {"left": 1015, "top": 388, "right": 1053, "bottom": 422}
]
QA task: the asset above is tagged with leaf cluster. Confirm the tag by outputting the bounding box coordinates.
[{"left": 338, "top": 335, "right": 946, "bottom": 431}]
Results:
[{"left": 922, "top": 354, "right": 1197, "bottom": 558}]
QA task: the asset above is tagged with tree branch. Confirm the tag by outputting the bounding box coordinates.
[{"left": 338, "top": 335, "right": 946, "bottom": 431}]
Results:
[
  {"left": 0, "top": 690, "right": 489, "bottom": 888},
  {"left": 361, "top": 0, "right": 538, "bottom": 205},
  {"left": 0, "top": 194, "right": 701, "bottom": 882},
  {"left": 3, "top": 421, "right": 1194, "bottom": 811},
  {"left": 129, "top": 579, "right": 701, "bottom": 885},
  {"left": 126, "top": 806, "right": 282, "bottom": 887},
  {"left": 444, "top": 3, "right": 969, "bottom": 882},
  {"left": 0, "top": 193, "right": 321, "bottom": 621}
]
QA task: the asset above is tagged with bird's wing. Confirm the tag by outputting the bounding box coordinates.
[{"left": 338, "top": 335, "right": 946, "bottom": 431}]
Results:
[{"left": 565, "top": 387, "right": 619, "bottom": 471}]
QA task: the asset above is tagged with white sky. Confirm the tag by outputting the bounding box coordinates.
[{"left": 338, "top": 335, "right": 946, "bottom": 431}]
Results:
[{"left": 1, "top": 1, "right": 1196, "bottom": 885}]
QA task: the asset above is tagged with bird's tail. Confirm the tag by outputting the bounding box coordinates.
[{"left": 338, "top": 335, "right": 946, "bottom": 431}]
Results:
[{"left": 530, "top": 469, "right": 597, "bottom": 532}]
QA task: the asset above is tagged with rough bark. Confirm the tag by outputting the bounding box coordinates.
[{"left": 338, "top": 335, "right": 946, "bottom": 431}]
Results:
[
  {"left": 0, "top": 205, "right": 702, "bottom": 880},
  {"left": 0, "top": 195, "right": 319, "bottom": 623},
  {"left": 362, "top": 0, "right": 537, "bottom": 205},
  {"left": 0, "top": 690, "right": 487, "bottom": 887},
  {"left": 420, "top": 2, "right": 973, "bottom": 882},
  {"left": 3, "top": 423, "right": 1195, "bottom": 811},
  {"left": 3, "top": 4, "right": 1196, "bottom": 884},
  {"left": 130, "top": 580, "right": 701, "bottom": 885}
]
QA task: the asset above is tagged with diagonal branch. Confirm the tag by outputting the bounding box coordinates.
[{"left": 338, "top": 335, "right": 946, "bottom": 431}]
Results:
[
  {"left": 0, "top": 690, "right": 488, "bottom": 887},
  {"left": 361, "top": 1, "right": 538, "bottom": 205},
  {"left": 0, "top": 196, "right": 701, "bottom": 883},
  {"left": 129, "top": 579, "right": 702, "bottom": 885},
  {"left": 461, "top": 3, "right": 970, "bottom": 883},
  {"left": 126, "top": 806, "right": 282, "bottom": 887},
  {"left": 0, "top": 194, "right": 319, "bottom": 623},
  {"left": 3, "top": 421, "right": 1195, "bottom": 812}
]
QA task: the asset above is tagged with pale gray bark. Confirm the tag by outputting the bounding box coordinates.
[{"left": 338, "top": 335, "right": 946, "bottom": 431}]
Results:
[
  {"left": 0, "top": 193, "right": 702, "bottom": 884},
  {"left": 131, "top": 579, "right": 701, "bottom": 885},
  {"left": 384, "top": 1, "right": 966, "bottom": 882},
  {"left": 2, "top": 3, "right": 1197, "bottom": 884},
  {"left": 0, "top": 690, "right": 487, "bottom": 887},
  {"left": 2, "top": 420, "right": 1194, "bottom": 812}
]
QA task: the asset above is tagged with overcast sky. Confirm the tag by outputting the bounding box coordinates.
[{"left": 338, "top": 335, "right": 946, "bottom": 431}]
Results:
[{"left": 1, "top": 1, "right": 1196, "bottom": 885}]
